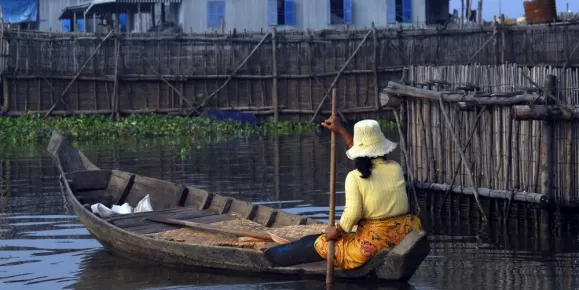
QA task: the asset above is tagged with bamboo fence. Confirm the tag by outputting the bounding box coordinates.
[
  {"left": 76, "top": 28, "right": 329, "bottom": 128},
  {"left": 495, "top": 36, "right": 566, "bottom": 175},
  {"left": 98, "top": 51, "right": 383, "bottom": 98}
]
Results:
[
  {"left": 385, "top": 64, "right": 579, "bottom": 212},
  {"left": 1, "top": 23, "right": 579, "bottom": 118}
]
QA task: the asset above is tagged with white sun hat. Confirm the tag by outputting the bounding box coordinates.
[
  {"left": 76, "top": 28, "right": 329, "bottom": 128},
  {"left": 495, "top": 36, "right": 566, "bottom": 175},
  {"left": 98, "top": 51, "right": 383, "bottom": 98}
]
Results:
[{"left": 345, "top": 120, "right": 398, "bottom": 160}]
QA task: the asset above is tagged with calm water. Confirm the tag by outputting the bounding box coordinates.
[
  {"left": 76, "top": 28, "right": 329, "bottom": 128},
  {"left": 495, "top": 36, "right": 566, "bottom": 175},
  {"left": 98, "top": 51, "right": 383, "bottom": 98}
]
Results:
[{"left": 1, "top": 132, "right": 579, "bottom": 290}]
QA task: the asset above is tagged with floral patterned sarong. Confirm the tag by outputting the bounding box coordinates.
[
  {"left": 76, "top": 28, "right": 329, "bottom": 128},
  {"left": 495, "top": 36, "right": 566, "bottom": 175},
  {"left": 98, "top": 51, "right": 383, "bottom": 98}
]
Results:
[{"left": 313, "top": 214, "right": 422, "bottom": 270}]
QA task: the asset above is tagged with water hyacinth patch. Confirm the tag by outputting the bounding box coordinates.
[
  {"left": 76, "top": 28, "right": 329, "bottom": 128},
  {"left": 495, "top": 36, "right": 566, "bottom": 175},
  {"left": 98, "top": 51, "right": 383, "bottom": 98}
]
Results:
[
  {"left": 377, "top": 120, "right": 397, "bottom": 132},
  {"left": 0, "top": 113, "right": 320, "bottom": 144}
]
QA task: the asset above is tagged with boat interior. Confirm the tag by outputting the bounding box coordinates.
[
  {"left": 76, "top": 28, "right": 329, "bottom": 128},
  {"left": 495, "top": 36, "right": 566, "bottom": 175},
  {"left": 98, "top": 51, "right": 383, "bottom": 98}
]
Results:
[
  {"left": 49, "top": 131, "right": 430, "bottom": 279},
  {"left": 66, "top": 169, "right": 322, "bottom": 237}
]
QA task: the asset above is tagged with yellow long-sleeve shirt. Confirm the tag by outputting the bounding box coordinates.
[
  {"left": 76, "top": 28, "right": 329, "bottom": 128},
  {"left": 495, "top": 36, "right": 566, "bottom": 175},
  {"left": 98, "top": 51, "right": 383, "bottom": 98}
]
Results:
[{"left": 338, "top": 159, "right": 409, "bottom": 232}]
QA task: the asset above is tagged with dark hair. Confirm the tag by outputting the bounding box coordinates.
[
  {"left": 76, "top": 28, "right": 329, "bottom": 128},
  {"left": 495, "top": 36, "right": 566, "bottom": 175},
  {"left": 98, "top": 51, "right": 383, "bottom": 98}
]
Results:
[{"left": 355, "top": 155, "right": 387, "bottom": 179}]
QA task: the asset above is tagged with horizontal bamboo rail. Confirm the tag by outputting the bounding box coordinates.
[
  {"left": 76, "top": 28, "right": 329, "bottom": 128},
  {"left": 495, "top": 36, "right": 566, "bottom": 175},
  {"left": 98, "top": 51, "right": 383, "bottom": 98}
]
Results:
[
  {"left": 382, "top": 82, "right": 544, "bottom": 105},
  {"left": 5, "top": 106, "right": 381, "bottom": 117},
  {"left": 414, "top": 182, "right": 548, "bottom": 204},
  {"left": 511, "top": 105, "right": 579, "bottom": 121}
]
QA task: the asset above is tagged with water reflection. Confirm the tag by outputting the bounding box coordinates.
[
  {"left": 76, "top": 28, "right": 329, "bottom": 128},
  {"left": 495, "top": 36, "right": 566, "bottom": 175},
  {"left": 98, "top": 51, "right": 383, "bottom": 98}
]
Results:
[
  {"left": 0, "top": 133, "right": 579, "bottom": 289},
  {"left": 69, "top": 249, "right": 415, "bottom": 290}
]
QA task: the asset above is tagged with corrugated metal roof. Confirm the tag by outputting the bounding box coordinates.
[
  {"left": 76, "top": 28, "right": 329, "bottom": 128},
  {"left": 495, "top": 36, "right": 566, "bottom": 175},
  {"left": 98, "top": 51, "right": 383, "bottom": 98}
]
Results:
[
  {"left": 58, "top": 2, "right": 92, "bottom": 20},
  {"left": 91, "top": 0, "right": 182, "bottom": 3}
]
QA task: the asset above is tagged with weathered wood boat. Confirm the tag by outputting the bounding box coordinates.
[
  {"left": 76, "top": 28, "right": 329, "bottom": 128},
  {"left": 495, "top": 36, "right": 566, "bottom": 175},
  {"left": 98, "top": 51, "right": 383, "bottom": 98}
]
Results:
[{"left": 47, "top": 130, "right": 430, "bottom": 282}]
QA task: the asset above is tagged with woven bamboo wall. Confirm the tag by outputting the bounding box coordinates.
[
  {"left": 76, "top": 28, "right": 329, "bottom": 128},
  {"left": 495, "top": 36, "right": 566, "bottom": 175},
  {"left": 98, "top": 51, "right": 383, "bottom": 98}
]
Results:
[
  {"left": 2, "top": 23, "right": 579, "bottom": 118},
  {"left": 405, "top": 64, "right": 579, "bottom": 208},
  {"left": 0, "top": 29, "right": 404, "bottom": 120}
]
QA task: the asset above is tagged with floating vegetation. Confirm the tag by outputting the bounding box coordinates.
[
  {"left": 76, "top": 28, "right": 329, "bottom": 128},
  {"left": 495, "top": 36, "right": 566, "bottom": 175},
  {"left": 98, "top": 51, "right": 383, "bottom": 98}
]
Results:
[
  {"left": 378, "top": 120, "right": 397, "bottom": 132},
  {"left": 0, "top": 114, "right": 320, "bottom": 144},
  {"left": 0, "top": 114, "right": 398, "bottom": 160}
]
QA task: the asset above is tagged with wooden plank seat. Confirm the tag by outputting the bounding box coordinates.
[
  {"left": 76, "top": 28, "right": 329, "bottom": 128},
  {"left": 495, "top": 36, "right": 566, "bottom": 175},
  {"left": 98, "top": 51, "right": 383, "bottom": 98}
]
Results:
[{"left": 106, "top": 206, "right": 236, "bottom": 235}]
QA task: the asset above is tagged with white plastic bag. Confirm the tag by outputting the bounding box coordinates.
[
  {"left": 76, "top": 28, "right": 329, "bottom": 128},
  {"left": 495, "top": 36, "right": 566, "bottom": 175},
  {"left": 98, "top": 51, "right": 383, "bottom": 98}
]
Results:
[
  {"left": 112, "top": 203, "right": 134, "bottom": 214},
  {"left": 90, "top": 202, "right": 134, "bottom": 217},
  {"left": 134, "top": 194, "right": 153, "bottom": 213},
  {"left": 91, "top": 203, "right": 115, "bottom": 218}
]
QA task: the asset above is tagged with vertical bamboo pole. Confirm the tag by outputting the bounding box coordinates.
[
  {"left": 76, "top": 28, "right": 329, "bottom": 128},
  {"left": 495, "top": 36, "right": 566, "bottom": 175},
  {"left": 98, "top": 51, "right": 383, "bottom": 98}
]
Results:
[
  {"left": 500, "top": 14, "right": 506, "bottom": 63},
  {"left": 372, "top": 23, "right": 379, "bottom": 116},
  {"left": 272, "top": 28, "right": 279, "bottom": 121},
  {"left": 138, "top": 4, "right": 142, "bottom": 32},
  {"left": 461, "top": 0, "right": 464, "bottom": 26},
  {"left": 541, "top": 75, "right": 556, "bottom": 197},
  {"left": 24, "top": 80, "right": 28, "bottom": 112},
  {"left": 308, "top": 42, "right": 313, "bottom": 110},
  {"left": 112, "top": 35, "right": 121, "bottom": 119},
  {"left": 93, "top": 13, "right": 96, "bottom": 33},
  {"left": 274, "top": 133, "right": 280, "bottom": 203},
  {"left": 477, "top": 0, "right": 483, "bottom": 23},
  {"left": 326, "top": 88, "right": 337, "bottom": 287},
  {"left": 73, "top": 12, "right": 77, "bottom": 32},
  {"left": 127, "top": 10, "right": 133, "bottom": 33},
  {"left": 75, "top": 79, "right": 80, "bottom": 110},
  {"left": 158, "top": 40, "right": 161, "bottom": 109},
  {"left": 37, "top": 79, "right": 41, "bottom": 110}
]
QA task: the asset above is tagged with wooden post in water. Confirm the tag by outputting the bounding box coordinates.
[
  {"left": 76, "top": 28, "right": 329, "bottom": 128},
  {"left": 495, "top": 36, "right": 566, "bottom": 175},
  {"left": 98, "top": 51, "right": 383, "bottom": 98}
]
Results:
[
  {"left": 326, "top": 88, "right": 337, "bottom": 287},
  {"left": 2, "top": 76, "right": 8, "bottom": 113},
  {"left": 540, "top": 75, "right": 556, "bottom": 232},
  {"left": 272, "top": 28, "right": 279, "bottom": 122},
  {"left": 112, "top": 34, "right": 121, "bottom": 119},
  {"left": 541, "top": 75, "right": 556, "bottom": 197}
]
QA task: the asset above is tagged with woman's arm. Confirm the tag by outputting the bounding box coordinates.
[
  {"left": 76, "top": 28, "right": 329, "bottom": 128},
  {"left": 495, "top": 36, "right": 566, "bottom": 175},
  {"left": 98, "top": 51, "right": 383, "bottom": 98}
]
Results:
[
  {"left": 337, "top": 127, "right": 353, "bottom": 149},
  {"left": 321, "top": 115, "right": 353, "bottom": 149},
  {"left": 325, "top": 173, "right": 361, "bottom": 240},
  {"left": 336, "top": 173, "right": 362, "bottom": 232}
]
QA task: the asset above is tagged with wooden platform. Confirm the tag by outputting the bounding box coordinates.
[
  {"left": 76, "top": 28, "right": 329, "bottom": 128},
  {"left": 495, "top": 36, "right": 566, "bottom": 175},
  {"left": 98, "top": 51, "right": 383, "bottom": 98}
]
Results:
[{"left": 106, "top": 206, "right": 236, "bottom": 235}]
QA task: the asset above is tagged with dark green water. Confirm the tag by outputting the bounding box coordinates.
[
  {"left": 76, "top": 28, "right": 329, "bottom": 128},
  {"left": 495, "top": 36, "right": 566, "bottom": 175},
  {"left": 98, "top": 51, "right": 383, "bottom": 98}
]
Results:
[{"left": 1, "top": 132, "right": 579, "bottom": 290}]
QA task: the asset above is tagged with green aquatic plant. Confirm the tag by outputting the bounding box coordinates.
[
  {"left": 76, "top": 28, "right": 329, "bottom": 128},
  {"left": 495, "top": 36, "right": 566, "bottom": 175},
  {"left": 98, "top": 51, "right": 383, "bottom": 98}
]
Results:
[
  {"left": 377, "top": 120, "right": 397, "bottom": 132},
  {"left": 0, "top": 113, "right": 320, "bottom": 145},
  {"left": 0, "top": 113, "right": 397, "bottom": 160}
]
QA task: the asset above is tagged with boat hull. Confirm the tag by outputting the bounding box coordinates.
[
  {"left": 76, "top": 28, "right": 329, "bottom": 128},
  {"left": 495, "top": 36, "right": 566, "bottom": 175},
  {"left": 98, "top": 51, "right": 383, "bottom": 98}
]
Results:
[{"left": 49, "top": 130, "right": 430, "bottom": 281}]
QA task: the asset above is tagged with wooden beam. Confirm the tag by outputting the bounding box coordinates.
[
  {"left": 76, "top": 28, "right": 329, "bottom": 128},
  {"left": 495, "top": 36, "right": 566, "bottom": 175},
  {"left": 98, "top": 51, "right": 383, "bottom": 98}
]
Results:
[
  {"left": 2, "top": 68, "right": 404, "bottom": 82},
  {"left": 385, "top": 81, "right": 544, "bottom": 105},
  {"left": 379, "top": 90, "right": 402, "bottom": 107},
  {"left": 4, "top": 106, "right": 383, "bottom": 117},
  {"left": 413, "top": 182, "right": 549, "bottom": 205},
  {"left": 511, "top": 105, "right": 579, "bottom": 120}
]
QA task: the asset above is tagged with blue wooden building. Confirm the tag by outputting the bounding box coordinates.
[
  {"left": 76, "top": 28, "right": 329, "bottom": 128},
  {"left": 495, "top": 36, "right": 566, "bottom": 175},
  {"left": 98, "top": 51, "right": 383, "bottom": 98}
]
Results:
[
  {"left": 177, "top": 0, "right": 450, "bottom": 33},
  {"left": 13, "top": 0, "right": 450, "bottom": 33}
]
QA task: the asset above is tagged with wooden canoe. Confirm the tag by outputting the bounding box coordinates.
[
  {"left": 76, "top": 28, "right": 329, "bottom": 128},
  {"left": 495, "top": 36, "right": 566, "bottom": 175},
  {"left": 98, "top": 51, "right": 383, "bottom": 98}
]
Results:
[{"left": 46, "top": 130, "right": 430, "bottom": 282}]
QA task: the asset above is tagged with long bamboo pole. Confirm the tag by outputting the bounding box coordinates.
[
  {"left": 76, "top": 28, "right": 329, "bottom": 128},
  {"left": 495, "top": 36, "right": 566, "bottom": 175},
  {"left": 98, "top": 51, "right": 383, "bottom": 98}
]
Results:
[
  {"left": 437, "top": 94, "right": 488, "bottom": 224},
  {"left": 187, "top": 32, "right": 272, "bottom": 116},
  {"left": 44, "top": 30, "right": 114, "bottom": 118},
  {"left": 326, "top": 88, "right": 337, "bottom": 287},
  {"left": 310, "top": 30, "right": 373, "bottom": 122}
]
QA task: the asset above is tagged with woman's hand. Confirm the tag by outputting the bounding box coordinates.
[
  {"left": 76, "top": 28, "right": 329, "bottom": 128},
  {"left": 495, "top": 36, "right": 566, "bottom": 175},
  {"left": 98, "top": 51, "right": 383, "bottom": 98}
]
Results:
[
  {"left": 321, "top": 115, "right": 344, "bottom": 134},
  {"left": 321, "top": 115, "right": 353, "bottom": 148},
  {"left": 324, "top": 225, "right": 343, "bottom": 241}
]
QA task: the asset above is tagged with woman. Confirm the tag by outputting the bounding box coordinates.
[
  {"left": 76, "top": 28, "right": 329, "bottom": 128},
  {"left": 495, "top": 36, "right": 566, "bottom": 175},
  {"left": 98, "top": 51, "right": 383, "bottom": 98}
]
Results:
[{"left": 264, "top": 116, "right": 422, "bottom": 270}]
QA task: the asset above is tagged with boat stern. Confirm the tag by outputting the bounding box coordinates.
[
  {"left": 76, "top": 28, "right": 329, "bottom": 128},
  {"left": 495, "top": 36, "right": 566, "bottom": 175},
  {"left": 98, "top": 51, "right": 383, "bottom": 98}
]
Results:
[{"left": 372, "top": 230, "right": 430, "bottom": 281}]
